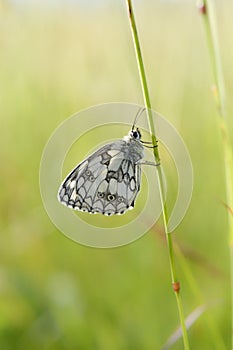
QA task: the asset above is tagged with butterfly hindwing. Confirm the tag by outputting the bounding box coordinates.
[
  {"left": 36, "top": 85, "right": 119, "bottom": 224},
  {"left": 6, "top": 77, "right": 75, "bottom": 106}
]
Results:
[{"left": 58, "top": 140, "right": 142, "bottom": 215}]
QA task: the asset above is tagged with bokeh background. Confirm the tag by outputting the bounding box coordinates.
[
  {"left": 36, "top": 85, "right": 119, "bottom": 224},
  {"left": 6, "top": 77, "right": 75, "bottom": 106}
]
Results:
[{"left": 1, "top": 0, "right": 233, "bottom": 349}]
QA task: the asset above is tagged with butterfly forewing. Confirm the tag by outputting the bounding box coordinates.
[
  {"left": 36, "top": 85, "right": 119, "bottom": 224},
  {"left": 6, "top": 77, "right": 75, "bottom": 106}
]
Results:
[{"left": 58, "top": 134, "right": 144, "bottom": 215}]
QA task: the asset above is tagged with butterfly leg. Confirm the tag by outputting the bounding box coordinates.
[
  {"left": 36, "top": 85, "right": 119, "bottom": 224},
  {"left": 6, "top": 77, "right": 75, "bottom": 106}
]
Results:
[
  {"left": 136, "top": 160, "right": 160, "bottom": 167},
  {"left": 140, "top": 140, "right": 158, "bottom": 149}
]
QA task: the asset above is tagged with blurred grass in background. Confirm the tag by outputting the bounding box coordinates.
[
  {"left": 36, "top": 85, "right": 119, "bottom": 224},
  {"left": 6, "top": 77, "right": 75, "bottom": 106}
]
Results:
[{"left": 0, "top": 0, "right": 233, "bottom": 349}]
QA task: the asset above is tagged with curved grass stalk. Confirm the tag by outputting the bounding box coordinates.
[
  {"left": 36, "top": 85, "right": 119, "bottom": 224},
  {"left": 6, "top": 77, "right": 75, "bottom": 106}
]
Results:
[
  {"left": 125, "top": 1, "right": 190, "bottom": 349},
  {"left": 198, "top": 1, "right": 233, "bottom": 347}
]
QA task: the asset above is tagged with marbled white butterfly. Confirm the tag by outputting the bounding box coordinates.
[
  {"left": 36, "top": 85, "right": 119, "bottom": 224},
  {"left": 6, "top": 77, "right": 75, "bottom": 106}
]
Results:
[{"left": 58, "top": 111, "right": 157, "bottom": 216}]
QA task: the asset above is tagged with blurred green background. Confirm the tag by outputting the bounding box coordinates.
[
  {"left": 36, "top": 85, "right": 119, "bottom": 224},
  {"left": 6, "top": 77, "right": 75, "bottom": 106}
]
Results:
[{"left": 1, "top": 0, "right": 233, "bottom": 349}]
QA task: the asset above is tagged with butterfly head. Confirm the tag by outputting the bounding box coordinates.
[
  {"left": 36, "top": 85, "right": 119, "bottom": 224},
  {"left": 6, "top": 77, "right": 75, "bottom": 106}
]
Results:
[{"left": 129, "top": 128, "right": 141, "bottom": 141}]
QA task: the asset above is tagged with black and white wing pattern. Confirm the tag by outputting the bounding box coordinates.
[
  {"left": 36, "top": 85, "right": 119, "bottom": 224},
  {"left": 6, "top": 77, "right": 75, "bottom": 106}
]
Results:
[{"left": 58, "top": 132, "right": 145, "bottom": 216}]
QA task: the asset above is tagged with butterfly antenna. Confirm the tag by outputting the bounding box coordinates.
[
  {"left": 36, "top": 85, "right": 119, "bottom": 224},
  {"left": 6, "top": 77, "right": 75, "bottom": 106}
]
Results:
[{"left": 131, "top": 107, "right": 146, "bottom": 131}]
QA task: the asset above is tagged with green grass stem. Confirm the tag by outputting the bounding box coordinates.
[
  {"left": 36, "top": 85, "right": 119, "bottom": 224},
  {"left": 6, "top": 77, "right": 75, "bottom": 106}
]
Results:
[
  {"left": 198, "top": 0, "right": 233, "bottom": 346},
  {"left": 126, "top": 1, "right": 190, "bottom": 349},
  {"left": 176, "top": 244, "right": 227, "bottom": 349}
]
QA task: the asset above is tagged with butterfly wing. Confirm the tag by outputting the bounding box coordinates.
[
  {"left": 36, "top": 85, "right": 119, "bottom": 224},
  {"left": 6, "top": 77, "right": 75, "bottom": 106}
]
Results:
[{"left": 58, "top": 141, "right": 141, "bottom": 215}]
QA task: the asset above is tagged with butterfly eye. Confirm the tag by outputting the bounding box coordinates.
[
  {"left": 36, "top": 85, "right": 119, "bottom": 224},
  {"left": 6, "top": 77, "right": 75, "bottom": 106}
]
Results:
[{"left": 130, "top": 129, "right": 141, "bottom": 140}]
